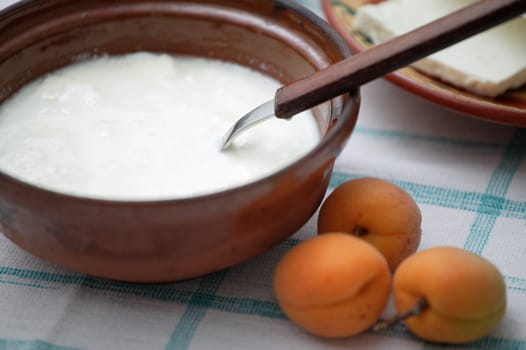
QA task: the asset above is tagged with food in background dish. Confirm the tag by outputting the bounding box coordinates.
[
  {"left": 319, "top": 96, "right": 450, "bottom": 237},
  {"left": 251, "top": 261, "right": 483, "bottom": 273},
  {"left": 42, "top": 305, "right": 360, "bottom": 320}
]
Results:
[{"left": 354, "top": 0, "right": 526, "bottom": 97}]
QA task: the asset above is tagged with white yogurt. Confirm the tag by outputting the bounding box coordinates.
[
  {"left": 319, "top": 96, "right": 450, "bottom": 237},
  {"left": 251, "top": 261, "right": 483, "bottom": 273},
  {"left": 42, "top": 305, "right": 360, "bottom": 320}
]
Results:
[{"left": 0, "top": 53, "right": 319, "bottom": 200}]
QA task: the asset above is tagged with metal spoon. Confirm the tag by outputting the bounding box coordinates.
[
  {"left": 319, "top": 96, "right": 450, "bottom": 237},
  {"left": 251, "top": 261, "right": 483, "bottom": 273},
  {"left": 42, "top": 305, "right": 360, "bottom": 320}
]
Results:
[{"left": 221, "top": 0, "right": 526, "bottom": 150}]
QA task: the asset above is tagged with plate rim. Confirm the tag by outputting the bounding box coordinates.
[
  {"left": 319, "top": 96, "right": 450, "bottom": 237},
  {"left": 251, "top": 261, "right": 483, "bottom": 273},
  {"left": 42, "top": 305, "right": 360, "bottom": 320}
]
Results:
[{"left": 321, "top": 0, "right": 526, "bottom": 127}]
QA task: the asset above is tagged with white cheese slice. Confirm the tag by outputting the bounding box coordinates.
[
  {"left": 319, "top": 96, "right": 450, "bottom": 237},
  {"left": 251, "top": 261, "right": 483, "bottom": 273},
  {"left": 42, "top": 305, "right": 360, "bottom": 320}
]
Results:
[{"left": 354, "top": 0, "right": 526, "bottom": 97}]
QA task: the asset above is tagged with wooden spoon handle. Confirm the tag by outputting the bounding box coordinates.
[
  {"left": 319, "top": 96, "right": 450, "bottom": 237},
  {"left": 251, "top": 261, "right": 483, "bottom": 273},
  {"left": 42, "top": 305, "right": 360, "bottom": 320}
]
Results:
[{"left": 275, "top": 0, "right": 526, "bottom": 119}]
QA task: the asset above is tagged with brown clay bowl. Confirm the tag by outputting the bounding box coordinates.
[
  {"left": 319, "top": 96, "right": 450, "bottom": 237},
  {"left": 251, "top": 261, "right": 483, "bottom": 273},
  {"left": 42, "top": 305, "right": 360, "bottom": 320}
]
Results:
[{"left": 0, "top": 0, "right": 359, "bottom": 282}]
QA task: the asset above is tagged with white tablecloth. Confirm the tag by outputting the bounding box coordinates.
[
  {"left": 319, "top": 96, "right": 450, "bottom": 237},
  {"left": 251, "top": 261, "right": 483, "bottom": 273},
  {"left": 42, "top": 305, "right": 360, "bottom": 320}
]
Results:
[{"left": 0, "top": 1, "right": 525, "bottom": 349}]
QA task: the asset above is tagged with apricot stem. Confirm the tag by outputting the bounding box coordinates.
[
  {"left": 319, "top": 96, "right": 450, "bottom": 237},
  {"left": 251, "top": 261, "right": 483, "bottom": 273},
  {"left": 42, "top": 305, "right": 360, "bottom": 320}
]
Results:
[
  {"left": 371, "top": 298, "right": 429, "bottom": 332},
  {"left": 352, "top": 225, "right": 369, "bottom": 237}
]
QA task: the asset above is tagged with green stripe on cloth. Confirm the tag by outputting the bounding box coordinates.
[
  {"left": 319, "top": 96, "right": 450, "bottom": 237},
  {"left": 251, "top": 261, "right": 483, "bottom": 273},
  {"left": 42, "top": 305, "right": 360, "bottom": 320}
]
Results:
[
  {"left": 0, "top": 279, "right": 50, "bottom": 289},
  {"left": 422, "top": 336, "right": 526, "bottom": 350},
  {"left": 2, "top": 262, "right": 526, "bottom": 309},
  {"left": 0, "top": 266, "right": 194, "bottom": 303},
  {"left": 0, "top": 264, "right": 525, "bottom": 348},
  {"left": 464, "top": 129, "right": 526, "bottom": 254},
  {"left": 355, "top": 127, "right": 508, "bottom": 149},
  {"left": 0, "top": 338, "right": 79, "bottom": 350},
  {"left": 165, "top": 271, "right": 227, "bottom": 350},
  {"left": 506, "top": 276, "right": 526, "bottom": 293},
  {"left": 0, "top": 266, "right": 285, "bottom": 318},
  {"left": 329, "top": 173, "right": 526, "bottom": 220}
]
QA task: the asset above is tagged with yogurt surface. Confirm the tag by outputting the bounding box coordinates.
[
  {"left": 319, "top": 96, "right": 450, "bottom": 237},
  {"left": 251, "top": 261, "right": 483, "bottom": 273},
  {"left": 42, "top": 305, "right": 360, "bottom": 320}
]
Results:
[{"left": 0, "top": 53, "right": 319, "bottom": 200}]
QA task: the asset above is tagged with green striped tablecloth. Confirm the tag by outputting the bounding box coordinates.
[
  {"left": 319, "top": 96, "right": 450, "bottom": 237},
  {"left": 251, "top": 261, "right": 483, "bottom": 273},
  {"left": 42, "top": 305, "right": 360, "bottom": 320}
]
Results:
[{"left": 0, "top": 0, "right": 525, "bottom": 349}]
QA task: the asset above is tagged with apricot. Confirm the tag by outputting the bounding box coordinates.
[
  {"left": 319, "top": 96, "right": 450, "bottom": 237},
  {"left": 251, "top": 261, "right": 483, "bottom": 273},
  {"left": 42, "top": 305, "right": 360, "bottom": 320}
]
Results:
[
  {"left": 318, "top": 177, "right": 421, "bottom": 271},
  {"left": 392, "top": 247, "right": 506, "bottom": 344},
  {"left": 273, "top": 233, "right": 391, "bottom": 338}
]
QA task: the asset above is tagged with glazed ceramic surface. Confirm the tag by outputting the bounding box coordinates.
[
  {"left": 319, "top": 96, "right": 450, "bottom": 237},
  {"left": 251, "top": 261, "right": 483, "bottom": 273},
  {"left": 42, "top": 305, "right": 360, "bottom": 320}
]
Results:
[{"left": 0, "top": 0, "right": 359, "bottom": 282}]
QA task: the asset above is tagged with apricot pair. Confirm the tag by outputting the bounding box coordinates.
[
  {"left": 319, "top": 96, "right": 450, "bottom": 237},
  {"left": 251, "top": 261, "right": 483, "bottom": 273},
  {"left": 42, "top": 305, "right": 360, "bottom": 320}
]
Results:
[{"left": 274, "top": 235, "right": 506, "bottom": 343}]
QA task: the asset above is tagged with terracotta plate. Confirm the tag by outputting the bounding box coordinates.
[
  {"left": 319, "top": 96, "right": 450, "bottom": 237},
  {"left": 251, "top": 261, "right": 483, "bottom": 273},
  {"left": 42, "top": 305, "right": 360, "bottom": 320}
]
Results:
[{"left": 322, "top": 0, "right": 526, "bottom": 126}]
